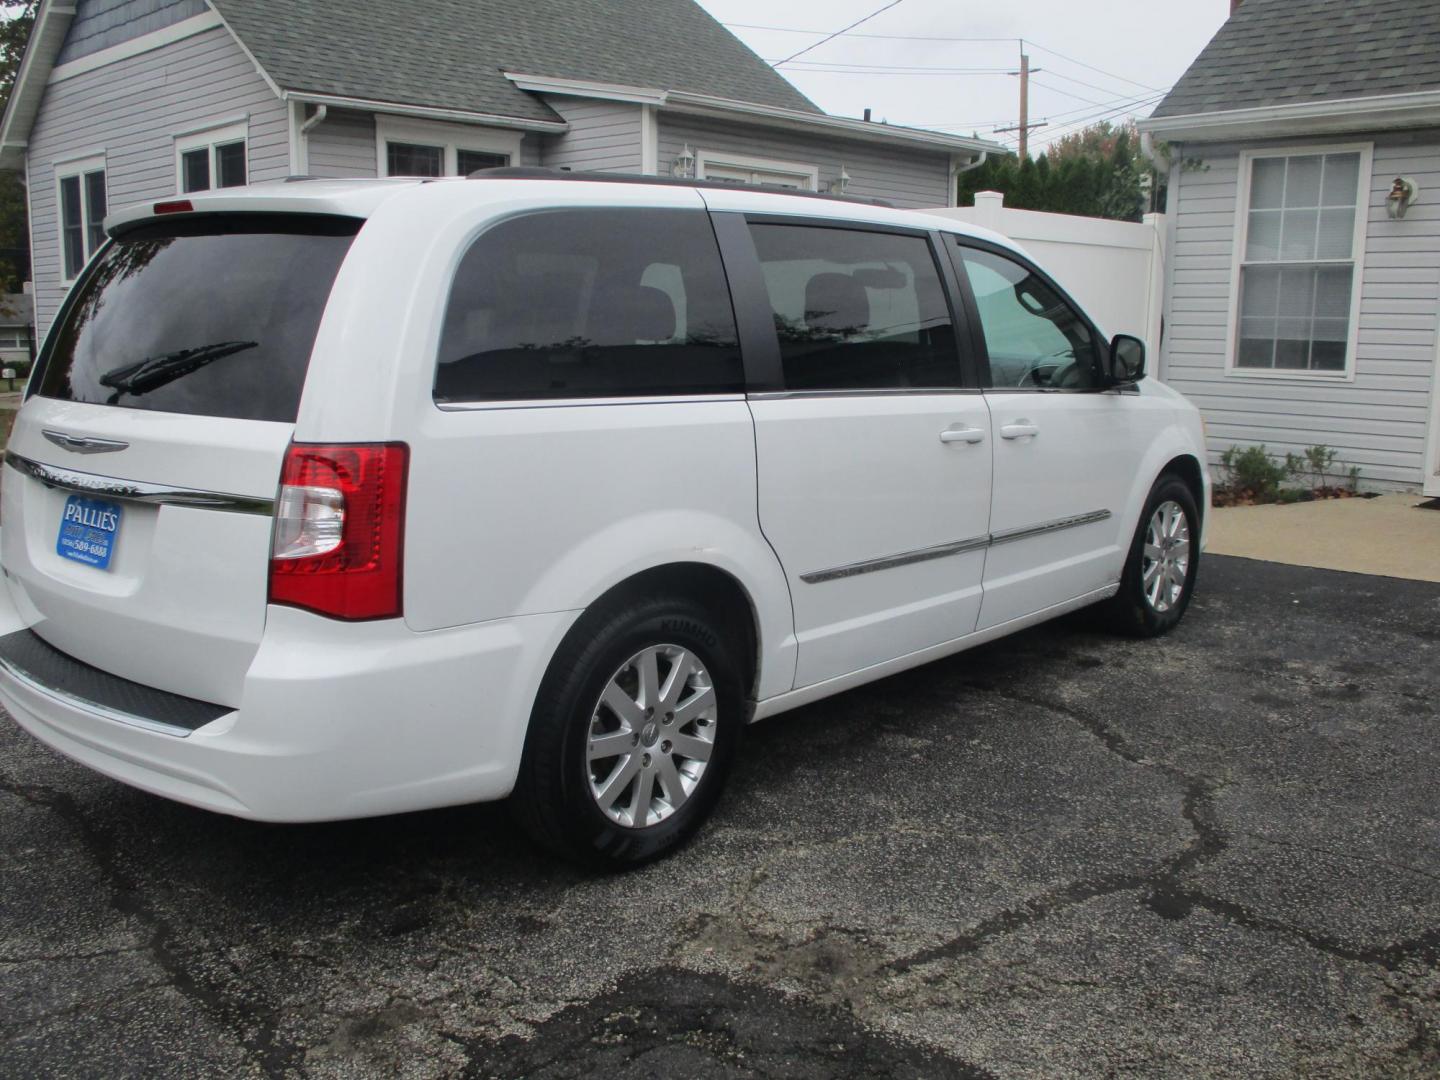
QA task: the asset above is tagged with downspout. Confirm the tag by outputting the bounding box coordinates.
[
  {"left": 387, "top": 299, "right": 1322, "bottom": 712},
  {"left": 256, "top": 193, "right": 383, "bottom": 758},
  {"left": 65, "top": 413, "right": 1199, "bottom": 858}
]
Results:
[
  {"left": 949, "top": 151, "right": 987, "bottom": 207},
  {"left": 297, "top": 104, "right": 328, "bottom": 175}
]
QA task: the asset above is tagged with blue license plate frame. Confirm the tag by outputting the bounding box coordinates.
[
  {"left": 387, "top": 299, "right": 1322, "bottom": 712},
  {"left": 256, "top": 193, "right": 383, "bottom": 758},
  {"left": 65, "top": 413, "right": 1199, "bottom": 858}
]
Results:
[{"left": 56, "top": 495, "right": 123, "bottom": 570}]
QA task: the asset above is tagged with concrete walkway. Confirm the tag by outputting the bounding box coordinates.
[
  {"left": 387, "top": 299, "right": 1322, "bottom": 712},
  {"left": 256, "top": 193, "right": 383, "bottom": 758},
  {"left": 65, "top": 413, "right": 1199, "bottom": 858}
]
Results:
[{"left": 1207, "top": 492, "right": 1440, "bottom": 582}]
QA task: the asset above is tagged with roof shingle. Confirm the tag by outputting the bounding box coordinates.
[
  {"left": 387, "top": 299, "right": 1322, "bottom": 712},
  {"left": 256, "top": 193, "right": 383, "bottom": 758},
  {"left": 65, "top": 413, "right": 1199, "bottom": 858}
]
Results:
[
  {"left": 1152, "top": 0, "right": 1440, "bottom": 118},
  {"left": 209, "top": 0, "right": 819, "bottom": 122}
]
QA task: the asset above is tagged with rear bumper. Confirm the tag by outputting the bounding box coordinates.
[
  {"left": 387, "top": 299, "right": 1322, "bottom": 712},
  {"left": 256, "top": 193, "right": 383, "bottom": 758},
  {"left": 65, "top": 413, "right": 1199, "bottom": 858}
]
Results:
[{"left": 0, "top": 586, "right": 578, "bottom": 822}]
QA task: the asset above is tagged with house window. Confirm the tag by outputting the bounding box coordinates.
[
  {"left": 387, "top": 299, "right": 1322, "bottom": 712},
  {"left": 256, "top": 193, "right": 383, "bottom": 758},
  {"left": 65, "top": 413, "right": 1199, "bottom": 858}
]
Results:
[
  {"left": 56, "top": 155, "right": 107, "bottom": 282},
  {"left": 377, "top": 117, "right": 520, "bottom": 177},
  {"left": 175, "top": 121, "right": 248, "bottom": 193},
  {"left": 1231, "top": 146, "right": 1370, "bottom": 377},
  {"left": 696, "top": 151, "right": 818, "bottom": 191}
]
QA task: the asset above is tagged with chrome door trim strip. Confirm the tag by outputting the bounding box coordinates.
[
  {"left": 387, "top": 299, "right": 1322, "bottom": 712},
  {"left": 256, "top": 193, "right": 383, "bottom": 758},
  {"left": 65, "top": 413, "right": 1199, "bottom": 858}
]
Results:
[
  {"left": 989, "top": 509, "right": 1112, "bottom": 546},
  {"left": 4, "top": 451, "right": 275, "bottom": 516},
  {"left": 799, "top": 509, "right": 1112, "bottom": 584},
  {"left": 800, "top": 535, "right": 989, "bottom": 584},
  {"left": 748, "top": 387, "right": 983, "bottom": 401},
  {"left": 0, "top": 654, "right": 196, "bottom": 738},
  {"left": 42, "top": 429, "right": 130, "bottom": 454}
]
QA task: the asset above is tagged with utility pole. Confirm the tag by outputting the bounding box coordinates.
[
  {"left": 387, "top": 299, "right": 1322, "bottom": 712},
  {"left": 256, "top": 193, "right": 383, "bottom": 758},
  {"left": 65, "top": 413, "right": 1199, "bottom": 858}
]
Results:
[{"left": 994, "top": 40, "right": 1047, "bottom": 158}]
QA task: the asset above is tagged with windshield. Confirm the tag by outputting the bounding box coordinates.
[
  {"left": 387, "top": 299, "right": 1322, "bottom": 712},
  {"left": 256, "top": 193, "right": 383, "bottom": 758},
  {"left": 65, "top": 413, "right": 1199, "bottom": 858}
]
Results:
[{"left": 33, "top": 215, "right": 360, "bottom": 423}]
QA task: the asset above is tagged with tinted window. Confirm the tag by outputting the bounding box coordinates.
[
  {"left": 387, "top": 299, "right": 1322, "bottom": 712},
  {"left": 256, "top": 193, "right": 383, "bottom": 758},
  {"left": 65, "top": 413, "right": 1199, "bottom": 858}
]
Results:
[
  {"left": 957, "top": 246, "right": 1101, "bottom": 390},
  {"left": 34, "top": 216, "right": 358, "bottom": 423},
  {"left": 748, "top": 224, "right": 959, "bottom": 391},
  {"left": 215, "top": 141, "right": 247, "bottom": 188},
  {"left": 436, "top": 209, "right": 743, "bottom": 401}
]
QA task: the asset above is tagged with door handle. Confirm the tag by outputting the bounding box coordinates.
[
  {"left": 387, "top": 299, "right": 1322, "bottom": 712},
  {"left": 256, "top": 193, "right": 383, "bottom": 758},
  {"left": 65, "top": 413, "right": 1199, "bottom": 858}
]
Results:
[
  {"left": 939, "top": 426, "right": 986, "bottom": 445},
  {"left": 999, "top": 421, "right": 1040, "bottom": 440}
]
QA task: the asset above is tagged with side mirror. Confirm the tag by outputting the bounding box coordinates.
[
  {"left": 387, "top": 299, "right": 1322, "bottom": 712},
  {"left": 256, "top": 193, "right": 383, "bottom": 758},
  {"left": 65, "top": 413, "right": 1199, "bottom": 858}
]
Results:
[{"left": 1109, "top": 334, "right": 1146, "bottom": 384}]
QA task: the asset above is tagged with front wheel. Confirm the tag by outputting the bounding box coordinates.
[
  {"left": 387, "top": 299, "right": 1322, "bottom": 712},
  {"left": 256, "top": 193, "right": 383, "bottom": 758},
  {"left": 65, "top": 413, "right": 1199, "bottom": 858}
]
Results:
[
  {"left": 510, "top": 595, "right": 743, "bottom": 868},
  {"left": 1105, "top": 474, "right": 1201, "bottom": 637}
]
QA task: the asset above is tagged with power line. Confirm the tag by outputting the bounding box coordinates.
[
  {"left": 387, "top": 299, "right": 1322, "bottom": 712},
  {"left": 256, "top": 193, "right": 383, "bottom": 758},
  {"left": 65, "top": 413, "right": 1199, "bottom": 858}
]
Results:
[
  {"left": 771, "top": 0, "right": 909, "bottom": 67},
  {"left": 1026, "top": 92, "right": 1167, "bottom": 152},
  {"left": 730, "top": 21, "right": 1163, "bottom": 99},
  {"left": 1028, "top": 77, "right": 1110, "bottom": 108},
  {"left": 1025, "top": 41, "right": 1162, "bottom": 92}
]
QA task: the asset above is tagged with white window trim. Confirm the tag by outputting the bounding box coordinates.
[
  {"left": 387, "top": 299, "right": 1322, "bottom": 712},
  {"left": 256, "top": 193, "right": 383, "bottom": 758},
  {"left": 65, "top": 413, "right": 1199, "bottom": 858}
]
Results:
[
  {"left": 1224, "top": 141, "right": 1373, "bottom": 383},
  {"left": 375, "top": 116, "right": 522, "bottom": 177},
  {"left": 695, "top": 150, "right": 819, "bottom": 191},
  {"left": 54, "top": 152, "right": 107, "bottom": 286},
  {"left": 174, "top": 119, "right": 249, "bottom": 194}
]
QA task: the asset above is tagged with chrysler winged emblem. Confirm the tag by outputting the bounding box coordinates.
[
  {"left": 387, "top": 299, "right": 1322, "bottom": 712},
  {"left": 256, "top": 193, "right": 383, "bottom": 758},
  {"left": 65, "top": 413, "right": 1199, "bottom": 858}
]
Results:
[{"left": 42, "top": 430, "right": 130, "bottom": 455}]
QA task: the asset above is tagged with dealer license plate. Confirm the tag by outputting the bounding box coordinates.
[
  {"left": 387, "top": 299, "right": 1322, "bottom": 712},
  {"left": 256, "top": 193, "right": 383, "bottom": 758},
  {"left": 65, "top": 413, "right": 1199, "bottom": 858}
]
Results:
[{"left": 56, "top": 495, "right": 123, "bottom": 570}]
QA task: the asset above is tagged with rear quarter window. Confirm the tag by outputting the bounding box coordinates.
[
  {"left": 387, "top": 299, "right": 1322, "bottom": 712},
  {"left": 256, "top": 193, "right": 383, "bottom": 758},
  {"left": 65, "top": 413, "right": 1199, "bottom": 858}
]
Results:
[
  {"left": 33, "top": 215, "right": 359, "bottom": 423},
  {"left": 435, "top": 208, "right": 743, "bottom": 402}
]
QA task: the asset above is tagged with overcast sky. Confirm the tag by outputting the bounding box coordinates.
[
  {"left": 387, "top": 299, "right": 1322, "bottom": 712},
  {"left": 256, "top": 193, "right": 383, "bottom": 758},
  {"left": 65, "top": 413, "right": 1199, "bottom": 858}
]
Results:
[{"left": 696, "top": 1, "right": 1229, "bottom": 154}]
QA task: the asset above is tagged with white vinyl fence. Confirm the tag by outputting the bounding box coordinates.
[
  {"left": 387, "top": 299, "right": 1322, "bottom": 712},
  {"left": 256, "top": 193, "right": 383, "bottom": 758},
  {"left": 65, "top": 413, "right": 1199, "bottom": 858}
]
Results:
[{"left": 925, "top": 192, "right": 1167, "bottom": 358}]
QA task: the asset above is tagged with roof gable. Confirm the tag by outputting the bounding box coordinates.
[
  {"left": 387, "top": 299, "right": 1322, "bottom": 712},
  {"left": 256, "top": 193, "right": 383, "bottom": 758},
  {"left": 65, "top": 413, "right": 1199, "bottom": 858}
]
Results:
[
  {"left": 1153, "top": 0, "right": 1440, "bottom": 119},
  {"left": 207, "top": 0, "right": 819, "bottom": 122}
]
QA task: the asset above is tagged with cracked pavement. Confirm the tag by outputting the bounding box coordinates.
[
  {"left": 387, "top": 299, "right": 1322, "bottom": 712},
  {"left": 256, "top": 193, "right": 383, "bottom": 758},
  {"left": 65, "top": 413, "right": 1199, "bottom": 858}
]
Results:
[{"left": 1, "top": 554, "right": 1438, "bottom": 1078}]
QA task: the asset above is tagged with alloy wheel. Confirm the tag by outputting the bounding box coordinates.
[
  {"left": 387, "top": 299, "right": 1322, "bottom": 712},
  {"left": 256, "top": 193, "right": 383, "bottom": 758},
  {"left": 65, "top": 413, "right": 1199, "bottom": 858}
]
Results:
[
  {"left": 1142, "top": 500, "right": 1191, "bottom": 613},
  {"left": 586, "top": 644, "right": 717, "bottom": 828}
]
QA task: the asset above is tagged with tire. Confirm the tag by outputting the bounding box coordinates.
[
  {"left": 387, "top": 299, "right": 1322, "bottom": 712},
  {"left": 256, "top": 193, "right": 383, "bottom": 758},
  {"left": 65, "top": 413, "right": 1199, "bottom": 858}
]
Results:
[
  {"left": 1104, "top": 473, "right": 1201, "bottom": 637},
  {"left": 510, "top": 594, "right": 744, "bottom": 869}
]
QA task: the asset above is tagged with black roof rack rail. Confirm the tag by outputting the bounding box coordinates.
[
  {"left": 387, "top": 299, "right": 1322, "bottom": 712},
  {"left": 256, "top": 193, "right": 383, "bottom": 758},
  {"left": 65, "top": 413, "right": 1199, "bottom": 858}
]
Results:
[{"left": 464, "top": 166, "right": 895, "bottom": 208}]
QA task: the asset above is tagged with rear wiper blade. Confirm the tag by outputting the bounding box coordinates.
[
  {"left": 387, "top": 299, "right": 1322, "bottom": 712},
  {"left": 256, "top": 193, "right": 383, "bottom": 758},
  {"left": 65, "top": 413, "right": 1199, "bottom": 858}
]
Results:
[{"left": 99, "top": 340, "right": 259, "bottom": 398}]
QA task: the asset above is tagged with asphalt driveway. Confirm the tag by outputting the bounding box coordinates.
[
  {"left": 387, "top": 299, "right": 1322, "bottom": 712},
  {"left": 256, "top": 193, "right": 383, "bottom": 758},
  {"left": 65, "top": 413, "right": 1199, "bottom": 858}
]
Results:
[{"left": 2, "top": 555, "right": 1437, "bottom": 1079}]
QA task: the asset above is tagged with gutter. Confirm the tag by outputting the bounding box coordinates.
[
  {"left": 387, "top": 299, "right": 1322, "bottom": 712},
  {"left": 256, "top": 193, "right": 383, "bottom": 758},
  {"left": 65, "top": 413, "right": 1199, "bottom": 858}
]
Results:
[
  {"left": 1137, "top": 88, "right": 1440, "bottom": 142},
  {"left": 502, "top": 72, "right": 1004, "bottom": 156},
  {"left": 282, "top": 91, "right": 571, "bottom": 134}
]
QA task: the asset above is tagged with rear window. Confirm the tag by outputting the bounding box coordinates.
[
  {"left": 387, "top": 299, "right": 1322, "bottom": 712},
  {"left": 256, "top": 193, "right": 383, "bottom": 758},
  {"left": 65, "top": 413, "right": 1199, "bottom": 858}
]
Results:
[{"left": 33, "top": 215, "right": 359, "bottom": 423}]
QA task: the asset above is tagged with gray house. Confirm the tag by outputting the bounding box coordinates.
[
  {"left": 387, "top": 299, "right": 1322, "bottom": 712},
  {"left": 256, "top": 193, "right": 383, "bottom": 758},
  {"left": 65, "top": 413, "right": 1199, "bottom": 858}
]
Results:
[
  {"left": 0, "top": 0, "right": 1000, "bottom": 342},
  {"left": 1140, "top": 0, "right": 1440, "bottom": 496}
]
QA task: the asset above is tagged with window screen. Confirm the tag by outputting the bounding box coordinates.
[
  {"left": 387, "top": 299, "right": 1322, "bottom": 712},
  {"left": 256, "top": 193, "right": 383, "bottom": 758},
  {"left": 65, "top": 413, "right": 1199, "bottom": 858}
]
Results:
[
  {"left": 436, "top": 209, "right": 742, "bottom": 401},
  {"left": 387, "top": 142, "right": 444, "bottom": 177},
  {"left": 181, "top": 148, "right": 210, "bottom": 194},
  {"left": 747, "top": 224, "right": 959, "bottom": 390},
  {"left": 1236, "top": 152, "right": 1361, "bottom": 372},
  {"left": 60, "top": 175, "right": 85, "bottom": 280},
  {"left": 457, "top": 149, "right": 509, "bottom": 174},
  {"left": 215, "top": 141, "right": 247, "bottom": 188}
]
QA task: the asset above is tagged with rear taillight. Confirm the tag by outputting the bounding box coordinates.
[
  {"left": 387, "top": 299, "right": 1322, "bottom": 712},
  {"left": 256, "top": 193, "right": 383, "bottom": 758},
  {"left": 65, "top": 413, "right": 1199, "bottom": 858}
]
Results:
[{"left": 269, "top": 443, "right": 409, "bottom": 620}]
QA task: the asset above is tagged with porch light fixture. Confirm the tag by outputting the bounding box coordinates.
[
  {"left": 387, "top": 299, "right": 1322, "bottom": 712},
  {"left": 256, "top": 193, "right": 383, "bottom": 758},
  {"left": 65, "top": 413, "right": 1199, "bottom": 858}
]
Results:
[
  {"left": 1387, "top": 176, "right": 1419, "bottom": 219},
  {"left": 671, "top": 144, "right": 695, "bottom": 179},
  {"left": 829, "top": 167, "right": 852, "bottom": 195}
]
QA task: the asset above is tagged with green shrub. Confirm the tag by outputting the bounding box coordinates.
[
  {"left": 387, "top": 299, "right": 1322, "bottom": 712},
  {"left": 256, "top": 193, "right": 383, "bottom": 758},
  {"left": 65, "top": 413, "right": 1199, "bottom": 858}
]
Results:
[{"left": 1219, "top": 444, "right": 1289, "bottom": 499}]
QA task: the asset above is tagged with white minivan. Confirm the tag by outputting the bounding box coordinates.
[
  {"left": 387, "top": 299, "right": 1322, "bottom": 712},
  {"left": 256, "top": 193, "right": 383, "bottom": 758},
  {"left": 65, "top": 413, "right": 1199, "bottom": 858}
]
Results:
[{"left": 0, "top": 171, "right": 1208, "bottom": 866}]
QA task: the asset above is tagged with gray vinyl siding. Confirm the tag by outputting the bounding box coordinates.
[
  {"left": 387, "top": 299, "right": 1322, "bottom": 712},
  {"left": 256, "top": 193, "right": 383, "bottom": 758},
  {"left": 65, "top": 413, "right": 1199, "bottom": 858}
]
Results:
[
  {"left": 659, "top": 115, "right": 952, "bottom": 209},
  {"left": 1160, "top": 131, "right": 1440, "bottom": 490},
  {"left": 56, "top": 0, "right": 208, "bottom": 64},
  {"left": 303, "top": 109, "right": 541, "bottom": 178},
  {"left": 305, "top": 109, "right": 376, "bottom": 178},
  {"left": 537, "top": 98, "right": 643, "bottom": 173},
  {"left": 29, "top": 25, "right": 290, "bottom": 338}
]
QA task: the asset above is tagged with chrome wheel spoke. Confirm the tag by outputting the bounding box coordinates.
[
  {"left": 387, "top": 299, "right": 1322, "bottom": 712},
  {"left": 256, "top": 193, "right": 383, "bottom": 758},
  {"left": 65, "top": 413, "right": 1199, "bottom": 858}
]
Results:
[
  {"left": 588, "top": 730, "right": 634, "bottom": 762},
  {"left": 669, "top": 731, "right": 713, "bottom": 763},
  {"left": 637, "top": 649, "right": 661, "bottom": 710},
  {"left": 601, "top": 681, "right": 644, "bottom": 729},
  {"left": 659, "top": 649, "right": 693, "bottom": 709},
  {"left": 629, "top": 766, "right": 656, "bottom": 827},
  {"left": 593, "top": 752, "right": 641, "bottom": 811},
  {"left": 1143, "top": 542, "right": 1164, "bottom": 562},
  {"left": 655, "top": 753, "right": 686, "bottom": 806},
  {"left": 673, "top": 684, "right": 715, "bottom": 726}
]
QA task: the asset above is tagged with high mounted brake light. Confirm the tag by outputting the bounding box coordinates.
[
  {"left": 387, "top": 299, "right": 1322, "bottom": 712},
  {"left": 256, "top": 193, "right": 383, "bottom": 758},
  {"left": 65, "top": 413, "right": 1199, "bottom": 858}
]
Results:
[
  {"left": 269, "top": 443, "right": 409, "bottom": 620},
  {"left": 153, "top": 200, "right": 194, "bottom": 215}
]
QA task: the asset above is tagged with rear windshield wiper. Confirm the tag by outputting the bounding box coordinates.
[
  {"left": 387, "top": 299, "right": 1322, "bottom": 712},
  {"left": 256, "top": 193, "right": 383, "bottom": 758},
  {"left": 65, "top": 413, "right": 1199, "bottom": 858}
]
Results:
[{"left": 99, "top": 340, "right": 259, "bottom": 399}]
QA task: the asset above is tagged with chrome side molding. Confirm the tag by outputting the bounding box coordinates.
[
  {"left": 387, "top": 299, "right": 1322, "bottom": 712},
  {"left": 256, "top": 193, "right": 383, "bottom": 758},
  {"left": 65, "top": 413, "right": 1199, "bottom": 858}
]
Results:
[
  {"left": 800, "top": 509, "right": 1112, "bottom": 584},
  {"left": 42, "top": 429, "right": 130, "bottom": 455},
  {"left": 800, "top": 535, "right": 990, "bottom": 584},
  {"left": 3, "top": 451, "right": 275, "bottom": 516}
]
